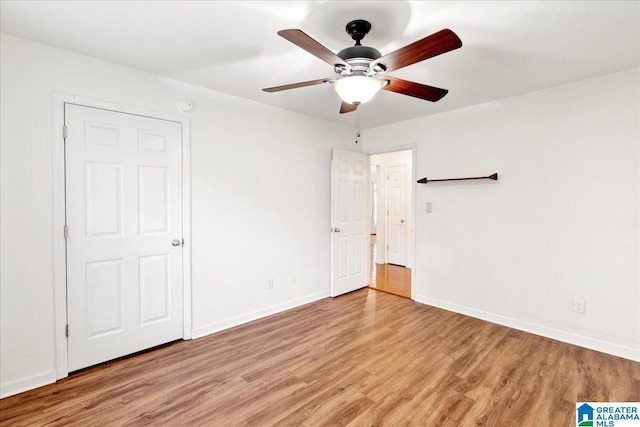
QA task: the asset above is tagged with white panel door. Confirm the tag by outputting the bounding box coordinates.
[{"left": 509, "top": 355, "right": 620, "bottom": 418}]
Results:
[
  {"left": 387, "top": 164, "right": 406, "bottom": 266},
  {"left": 331, "top": 149, "right": 369, "bottom": 297},
  {"left": 65, "top": 104, "right": 183, "bottom": 371}
]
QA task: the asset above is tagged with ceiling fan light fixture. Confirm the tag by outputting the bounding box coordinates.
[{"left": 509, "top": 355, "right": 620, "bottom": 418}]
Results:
[{"left": 333, "top": 76, "right": 383, "bottom": 105}]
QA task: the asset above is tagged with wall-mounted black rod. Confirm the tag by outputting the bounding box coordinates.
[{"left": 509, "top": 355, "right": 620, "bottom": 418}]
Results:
[{"left": 417, "top": 173, "right": 498, "bottom": 184}]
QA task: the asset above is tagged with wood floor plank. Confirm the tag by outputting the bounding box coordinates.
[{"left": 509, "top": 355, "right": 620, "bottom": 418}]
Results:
[
  {"left": 1, "top": 289, "right": 638, "bottom": 426},
  {"left": 368, "top": 234, "right": 412, "bottom": 299}
]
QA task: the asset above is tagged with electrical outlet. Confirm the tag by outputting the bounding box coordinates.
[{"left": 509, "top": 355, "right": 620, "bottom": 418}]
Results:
[
  {"left": 426, "top": 202, "right": 433, "bottom": 213},
  {"left": 267, "top": 278, "right": 273, "bottom": 289},
  {"left": 572, "top": 298, "right": 585, "bottom": 314},
  {"left": 291, "top": 272, "right": 297, "bottom": 284}
]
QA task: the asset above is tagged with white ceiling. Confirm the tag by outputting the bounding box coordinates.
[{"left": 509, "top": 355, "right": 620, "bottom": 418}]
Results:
[{"left": 1, "top": 1, "right": 638, "bottom": 129}]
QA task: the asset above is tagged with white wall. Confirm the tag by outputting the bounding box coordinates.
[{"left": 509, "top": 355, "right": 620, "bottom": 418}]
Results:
[
  {"left": 0, "top": 34, "right": 357, "bottom": 397},
  {"left": 363, "top": 68, "right": 640, "bottom": 361}
]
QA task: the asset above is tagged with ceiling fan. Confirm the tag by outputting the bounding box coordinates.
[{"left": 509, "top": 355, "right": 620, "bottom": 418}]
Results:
[{"left": 263, "top": 19, "right": 462, "bottom": 114}]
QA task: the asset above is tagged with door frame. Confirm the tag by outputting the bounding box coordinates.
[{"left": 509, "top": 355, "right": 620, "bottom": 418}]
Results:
[
  {"left": 364, "top": 144, "right": 416, "bottom": 300},
  {"left": 52, "top": 93, "right": 192, "bottom": 379}
]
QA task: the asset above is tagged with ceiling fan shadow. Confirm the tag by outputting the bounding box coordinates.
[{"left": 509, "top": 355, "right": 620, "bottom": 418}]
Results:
[
  {"left": 163, "top": 45, "right": 263, "bottom": 74},
  {"left": 300, "top": 1, "right": 412, "bottom": 50}
]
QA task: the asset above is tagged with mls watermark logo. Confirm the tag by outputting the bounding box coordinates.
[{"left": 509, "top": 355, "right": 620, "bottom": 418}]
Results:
[{"left": 576, "top": 402, "right": 640, "bottom": 426}]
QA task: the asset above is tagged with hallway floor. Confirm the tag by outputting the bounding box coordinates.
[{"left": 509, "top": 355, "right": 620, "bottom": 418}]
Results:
[{"left": 368, "top": 235, "right": 411, "bottom": 299}]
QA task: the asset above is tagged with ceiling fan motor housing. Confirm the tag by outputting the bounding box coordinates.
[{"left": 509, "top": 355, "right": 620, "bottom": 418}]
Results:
[
  {"left": 337, "top": 45, "right": 381, "bottom": 62},
  {"left": 336, "top": 45, "right": 383, "bottom": 77},
  {"left": 337, "top": 20, "right": 384, "bottom": 77}
]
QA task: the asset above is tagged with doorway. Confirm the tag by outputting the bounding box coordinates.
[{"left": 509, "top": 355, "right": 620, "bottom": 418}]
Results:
[{"left": 368, "top": 150, "right": 413, "bottom": 299}]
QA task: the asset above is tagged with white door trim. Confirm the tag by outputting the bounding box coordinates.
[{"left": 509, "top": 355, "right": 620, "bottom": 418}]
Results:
[
  {"left": 364, "top": 144, "right": 416, "bottom": 300},
  {"left": 52, "top": 93, "right": 192, "bottom": 379}
]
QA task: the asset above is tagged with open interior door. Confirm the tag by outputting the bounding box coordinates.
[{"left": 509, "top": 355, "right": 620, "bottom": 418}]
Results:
[{"left": 330, "top": 149, "right": 369, "bottom": 297}]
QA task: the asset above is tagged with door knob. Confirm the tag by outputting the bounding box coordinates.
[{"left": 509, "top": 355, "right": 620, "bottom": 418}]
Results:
[
  {"left": 400, "top": 219, "right": 405, "bottom": 223},
  {"left": 171, "top": 239, "right": 183, "bottom": 247},
  {"left": 332, "top": 227, "right": 341, "bottom": 233}
]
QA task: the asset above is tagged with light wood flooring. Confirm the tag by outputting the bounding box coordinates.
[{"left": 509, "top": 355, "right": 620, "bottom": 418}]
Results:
[
  {"left": 2, "top": 289, "right": 638, "bottom": 426},
  {"left": 368, "top": 234, "right": 412, "bottom": 299}
]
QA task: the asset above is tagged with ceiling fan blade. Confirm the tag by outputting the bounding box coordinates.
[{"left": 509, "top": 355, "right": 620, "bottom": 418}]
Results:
[
  {"left": 278, "top": 29, "right": 349, "bottom": 67},
  {"left": 382, "top": 76, "right": 449, "bottom": 102},
  {"left": 263, "top": 77, "right": 335, "bottom": 93},
  {"left": 374, "top": 29, "right": 462, "bottom": 73},
  {"left": 339, "top": 102, "right": 358, "bottom": 114}
]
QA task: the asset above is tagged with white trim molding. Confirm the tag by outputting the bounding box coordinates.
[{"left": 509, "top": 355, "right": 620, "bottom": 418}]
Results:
[
  {"left": 0, "top": 369, "right": 57, "bottom": 399},
  {"left": 51, "top": 93, "right": 192, "bottom": 380},
  {"left": 415, "top": 294, "right": 640, "bottom": 362},
  {"left": 192, "top": 291, "right": 330, "bottom": 339}
]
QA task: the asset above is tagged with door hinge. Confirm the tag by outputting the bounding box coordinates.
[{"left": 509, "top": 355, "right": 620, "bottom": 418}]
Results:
[
  {"left": 387, "top": 245, "right": 389, "bottom": 250},
  {"left": 64, "top": 225, "right": 69, "bottom": 239},
  {"left": 65, "top": 324, "right": 69, "bottom": 337},
  {"left": 62, "top": 125, "right": 68, "bottom": 139}
]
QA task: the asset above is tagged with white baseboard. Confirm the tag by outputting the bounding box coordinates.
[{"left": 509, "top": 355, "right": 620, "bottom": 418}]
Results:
[
  {"left": 2, "top": 293, "right": 330, "bottom": 398},
  {"left": 1, "top": 369, "right": 57, "bottom": 399},
  {"left": 415, "top": 294, "right": 640, "bottom": 362},
  {"left": 6, "top": 294, "right": 632, "bottom": 399},
  {"left": 192, "top": 291, "right": 330, "bottom": 339}
]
